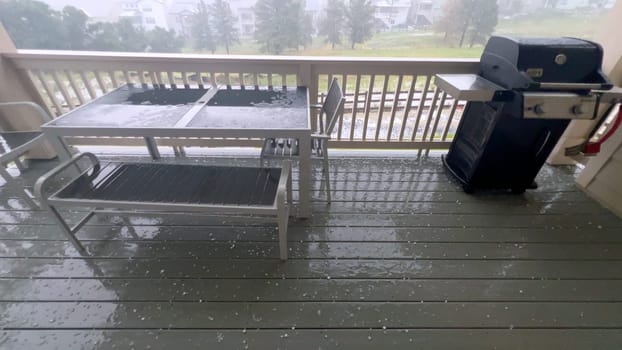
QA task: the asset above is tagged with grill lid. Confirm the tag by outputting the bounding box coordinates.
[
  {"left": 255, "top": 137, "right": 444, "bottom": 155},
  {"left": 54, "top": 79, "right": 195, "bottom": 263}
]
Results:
[{"left": 479, "top": 36, "right": 613, "bottom": 91}]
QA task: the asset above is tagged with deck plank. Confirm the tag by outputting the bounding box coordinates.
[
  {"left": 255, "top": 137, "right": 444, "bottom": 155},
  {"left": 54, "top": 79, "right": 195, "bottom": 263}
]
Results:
[
  {"left": 2, "top": 240, "right": 622, "bottom": 260},
  {"left": 2, "top": 279, "right": 622, "bottom": 302},
  {"left": 4, "top": 258, "right": 622, "bottom": 279},
  {"left": 1, "top": 329, "right": 621, "bottom": 350}
]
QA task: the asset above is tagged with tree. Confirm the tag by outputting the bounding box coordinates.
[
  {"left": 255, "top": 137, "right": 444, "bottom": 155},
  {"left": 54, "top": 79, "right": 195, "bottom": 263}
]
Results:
[
  {"left": 319, "top": 0, "right": 346, "bottom": 49},
  {"left": 434, "top": 0, "right": 498, "bottom": 48},
  {"left": 147, "top": 27, "right": 185, "bottom": 53},
  {"left": 61, "top": 6, "right": 89, "bottom": 50},
  {"left": 467, "top": 0, "right": 498, "bottom": 47},
  {"left": 544, "top": 0, "right": 560, "bottom": 8},
  {"left": 115, "top": 18, "right": 149, "bottom": 51},
  {"left": 190, "top": 0, "right": 216, "bottom": 53},
  {"left": 0, "top": 0, "right": 66, "bottom": 49},
  {"left": 86, "top": 22, "right": 125, "bottom": 51},
  {"left": 86, "top": 18, "right": 149, "bottom": 52},
  {"left": 299, "top": 8, "right": 314, "bottom": 49},
  {"left": 345, "top": 0, "right": 375, "bottom": 49},
  {"left": 254, "top": 0, "right": 308, "bottom": 54},
  {"left": 209, "top": 0, "right": 239, "bottom": 54}
]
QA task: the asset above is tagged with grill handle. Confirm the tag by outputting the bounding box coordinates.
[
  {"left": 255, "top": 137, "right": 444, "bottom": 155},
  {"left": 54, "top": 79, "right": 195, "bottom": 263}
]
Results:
[{"left": 535, "top": 82, "right": 611, "bottom": 91}]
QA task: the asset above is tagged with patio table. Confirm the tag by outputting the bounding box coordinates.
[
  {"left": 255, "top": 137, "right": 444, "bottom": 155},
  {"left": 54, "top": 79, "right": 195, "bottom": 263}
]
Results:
[{"left": 40, "top": 84, "right": 312, "bottom": 217}]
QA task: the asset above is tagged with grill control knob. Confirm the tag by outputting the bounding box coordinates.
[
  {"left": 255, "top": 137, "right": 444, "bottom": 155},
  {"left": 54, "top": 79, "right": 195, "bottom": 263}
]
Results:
[
  {"left": 533, "top": 104, "right": 546, "bottom": 115},
  {"left": 571, "top": 104, "right": 584, "bottom": 115}
]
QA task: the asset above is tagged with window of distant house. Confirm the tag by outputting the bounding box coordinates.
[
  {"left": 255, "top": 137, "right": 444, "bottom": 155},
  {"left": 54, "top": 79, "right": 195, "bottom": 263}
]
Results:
[
  {"left": 145, "top": 17, "right": 156, "bottom": 24},
  {"left": 142, "top": 7, "right": 153, "bottom": 12},
  {"left": 243, "top": 24, "right": 253, "bottom": 34}
]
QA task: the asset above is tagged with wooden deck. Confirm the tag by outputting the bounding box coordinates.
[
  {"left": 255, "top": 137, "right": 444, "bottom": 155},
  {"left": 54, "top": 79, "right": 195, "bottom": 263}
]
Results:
[{"left": 1, "top": 154, "right": 622, "bottom": 349}]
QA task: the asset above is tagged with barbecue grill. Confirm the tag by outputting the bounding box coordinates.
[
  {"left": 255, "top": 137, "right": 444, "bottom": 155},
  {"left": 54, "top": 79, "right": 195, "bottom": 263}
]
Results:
[{"left": 436, "top": 36, "right": 622, "bottom": 193}]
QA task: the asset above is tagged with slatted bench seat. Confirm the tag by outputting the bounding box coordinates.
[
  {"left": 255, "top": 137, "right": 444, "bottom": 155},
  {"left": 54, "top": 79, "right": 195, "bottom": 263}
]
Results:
[{"left": 34, "top": 152, "right": 292, "bottom": 260}]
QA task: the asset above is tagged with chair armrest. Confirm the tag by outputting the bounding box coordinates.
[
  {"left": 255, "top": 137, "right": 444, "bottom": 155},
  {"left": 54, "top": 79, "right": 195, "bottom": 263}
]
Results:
[
  {"left": 0, "top": 102, "right": 53, "bottom": 127},
  {"left": 34, "top": 152, "right": 101, "bottom": 207}
]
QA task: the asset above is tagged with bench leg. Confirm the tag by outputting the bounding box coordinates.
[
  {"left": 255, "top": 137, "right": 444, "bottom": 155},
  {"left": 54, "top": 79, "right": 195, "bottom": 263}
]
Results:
[
  {"left": 48, "top": 205, "right": 87, "bottom": 255},
  {"left": 0, "top": 165, "right": 39, "bottom": 209},
  {"left": 277, "top": 192, "right": 288, "bottom": 261},
  {"left": 323, "top": 146, "right": 332, "bottom": 204}
]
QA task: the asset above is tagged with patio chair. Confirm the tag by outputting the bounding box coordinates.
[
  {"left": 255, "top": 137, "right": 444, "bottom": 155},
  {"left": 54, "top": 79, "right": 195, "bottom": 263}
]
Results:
[
  {"left": 260, "top": 78, "right": 345, "bottom": 203},
  {"left": 0, "top": 102, "right": 53, "bottom": 209}
]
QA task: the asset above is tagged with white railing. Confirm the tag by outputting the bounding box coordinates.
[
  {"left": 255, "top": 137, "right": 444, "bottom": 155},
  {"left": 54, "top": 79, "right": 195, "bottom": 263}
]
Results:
[{"left": 4, "top": 50, "right": 479, "bottom": 151}]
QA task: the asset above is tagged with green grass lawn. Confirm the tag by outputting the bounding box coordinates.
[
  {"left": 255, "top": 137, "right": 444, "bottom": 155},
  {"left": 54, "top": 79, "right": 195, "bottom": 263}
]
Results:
[{"left": 191, "top": 9, "right": 605, "bottom": 58}]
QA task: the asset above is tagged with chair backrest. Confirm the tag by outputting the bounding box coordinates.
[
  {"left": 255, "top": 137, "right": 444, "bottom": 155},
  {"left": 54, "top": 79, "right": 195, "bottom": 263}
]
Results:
[{"left": 320, "top": 78, "right": 346, "bottom": 137}]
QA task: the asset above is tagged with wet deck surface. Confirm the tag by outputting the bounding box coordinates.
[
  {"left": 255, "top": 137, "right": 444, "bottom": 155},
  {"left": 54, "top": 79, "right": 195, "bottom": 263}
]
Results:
[{"left": 1, "top": 154, "right": 621, "bottom": 349}]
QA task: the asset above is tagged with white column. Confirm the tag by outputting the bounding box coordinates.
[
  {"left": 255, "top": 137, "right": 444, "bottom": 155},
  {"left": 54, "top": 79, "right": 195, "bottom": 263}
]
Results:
[{"left": 0, "top": 22, "right": 56, "bottom": 159}]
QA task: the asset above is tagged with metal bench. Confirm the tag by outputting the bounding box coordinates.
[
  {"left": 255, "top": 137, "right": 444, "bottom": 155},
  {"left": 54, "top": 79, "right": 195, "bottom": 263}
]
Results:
[{"left": 34, "top": 153, "right": 292, "bottom": 260}]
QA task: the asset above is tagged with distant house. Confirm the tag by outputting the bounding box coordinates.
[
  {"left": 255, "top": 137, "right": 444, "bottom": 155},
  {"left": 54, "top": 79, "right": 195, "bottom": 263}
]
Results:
[
  {"left": 407, "top": 0, "right": 446, "bottom": 28},
  {"left": 371, "top": 0, "right": 411, "bottom": 30},
  {"left": 119, "top": 0, "right": 170, "bottom": 30},
  {"left": 499, "top": 0, "right": 616, "bottom": 14},
  {"left": 167, "top": 0, "right": 198, "bottom": 37}
]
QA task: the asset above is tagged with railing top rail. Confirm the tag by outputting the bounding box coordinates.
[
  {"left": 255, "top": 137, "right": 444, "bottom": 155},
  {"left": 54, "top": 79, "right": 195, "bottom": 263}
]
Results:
[
  {"left": 5, "top": 50, "right": 480, "bottom": 76},
  {"left": 6, "top": 49, "right": 479, "bottom": 64}
]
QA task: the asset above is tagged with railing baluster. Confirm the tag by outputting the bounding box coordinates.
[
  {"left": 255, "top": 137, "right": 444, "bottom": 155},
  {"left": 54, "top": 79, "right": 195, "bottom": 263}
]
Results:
[
  {"left": 399, "top": 76, "right": 417, "bottom": 141},
  {"left": 238, "top": 72, "right": 245, "bottom": 86},
  {"left": 253, "top": 73, "right": 259, "bottom": 86},
  {"left": 94, "top": 71, "right": 108, "bottom": 93},
  {"left": 442, "top": 99, "right": 460, "bottom": 141},
  {"left": 65, "top": 70, "right": 85, "bottom": 105},
  {"left": 374, "top": 75, "right": 390, "bottom": 141},
  {"left": 350, "top": 74, "right": 362, "bottom": 140},
  {"left": 224, "top": 72, "right": 231, "bottom": 85},
  {"left": 410, "top": 75, "right": 432, "bottom": 142},
  {"left": 149, "top": 71, "right": 158, "bottom": 85},
  {"left": 387, "top": 75, "right": 404, "bottom": 141},
  {"left": 51, "top": 70, "right": 75, "bottom": 109},
  {"left": 122, "top": 71, "right": 131, "bottom": 85},
  {"left": 418, "top": 86, "right": 440, "bottom": 157},
  {"left": 34, "top": 69, "right": 63, "bottom": 116},
  {"left": 79, "top": 71, "right": 97, "bottom": 99},
  {"left": 138, "top": 70, "right": 146, "bottom": 85},
  {"left": 167, "top": 71, "right": 175, "bottom": 86},
  {"left": 280, "top": 73, "right": 286, "bottom": 87},
  {"left": 182, "top": 72, "right": 189, "bottom": 86},
  {"left": 268, "top": 73, "right": 273, "bottom": 87},
  {"left": 194, "top": 72, "right": 202, "bottom": 87},
  {"left": 108, "top": 70, "right": 119, "bottom": 88},
  {"left": 426, "top": 91, "right": 447, "bottom": 156},
  {"left": 362, "top": 74, "right": 375, "bottom": 140}
]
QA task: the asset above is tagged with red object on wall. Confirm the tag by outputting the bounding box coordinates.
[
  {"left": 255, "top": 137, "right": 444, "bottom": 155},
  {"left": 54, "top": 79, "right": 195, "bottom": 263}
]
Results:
[{"left": 582, "top": 107, "right": 622, "bottom": 156}]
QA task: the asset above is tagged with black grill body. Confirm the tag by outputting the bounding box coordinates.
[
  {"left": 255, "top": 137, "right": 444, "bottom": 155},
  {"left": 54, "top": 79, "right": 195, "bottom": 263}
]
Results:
[{"left": 443, "top": 36, "right": 611, "bottom": 193}]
